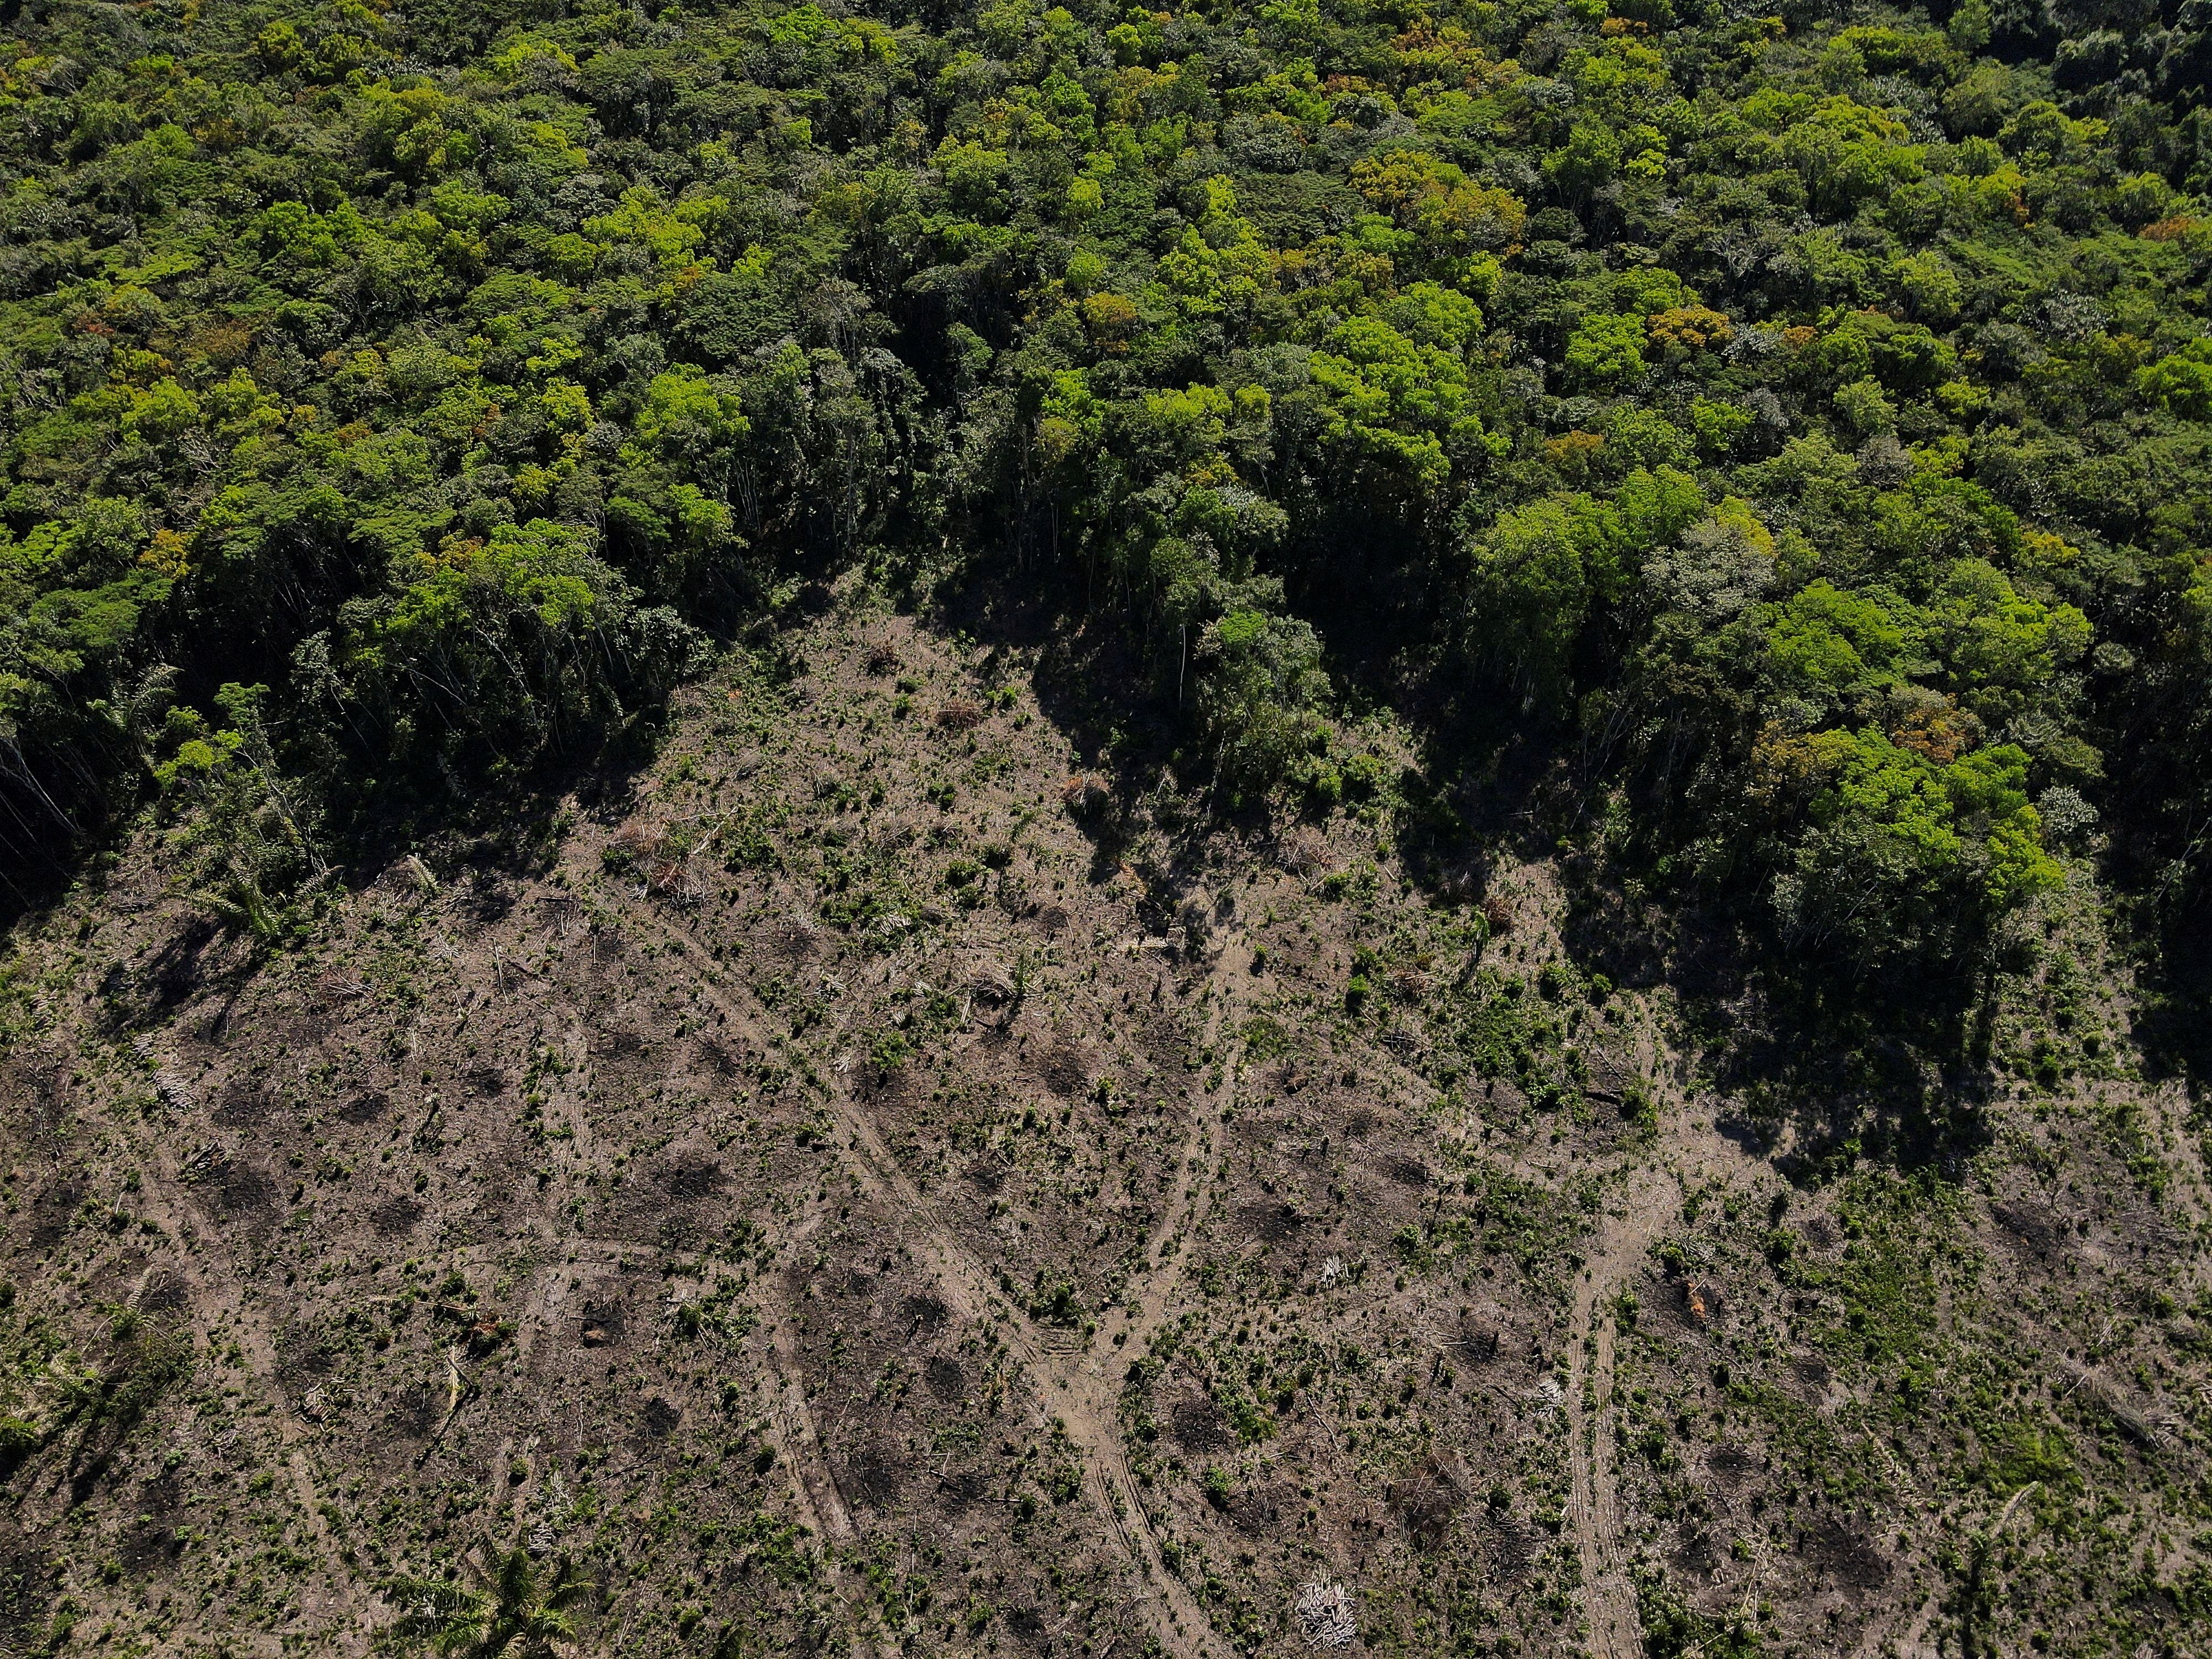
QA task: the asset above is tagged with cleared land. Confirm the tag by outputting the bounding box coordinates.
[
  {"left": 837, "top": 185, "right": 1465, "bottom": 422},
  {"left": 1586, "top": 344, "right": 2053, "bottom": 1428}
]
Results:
[{"left": 1, "top": 600, "right": 2205, "bottom": 1658}]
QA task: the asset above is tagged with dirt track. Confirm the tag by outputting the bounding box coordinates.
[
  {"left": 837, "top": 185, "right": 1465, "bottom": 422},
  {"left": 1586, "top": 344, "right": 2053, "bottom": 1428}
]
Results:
[
  {"left": 634, "top": 890, "right": 1259, "bottom": 1659},
  {"left": 1563, "top": 1165, "right": 1678, "bottom": 1659}
]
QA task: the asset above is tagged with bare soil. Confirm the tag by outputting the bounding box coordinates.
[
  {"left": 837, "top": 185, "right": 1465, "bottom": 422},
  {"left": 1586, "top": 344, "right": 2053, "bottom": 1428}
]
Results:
[{"left": 0, "top": 595, "right": 2205, "bottom": 1658}]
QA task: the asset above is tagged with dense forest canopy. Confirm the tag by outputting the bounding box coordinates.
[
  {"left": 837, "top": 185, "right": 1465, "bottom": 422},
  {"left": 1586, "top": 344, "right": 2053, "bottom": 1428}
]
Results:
[{"left": 2, "top": 0, "right": 2210, "bottom": 1018}]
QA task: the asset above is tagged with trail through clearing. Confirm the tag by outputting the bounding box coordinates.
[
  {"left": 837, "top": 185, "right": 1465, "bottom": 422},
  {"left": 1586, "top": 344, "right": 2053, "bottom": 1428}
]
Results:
[
  {"left": 636, "top": 898, "right": 1256, "bottom": 1659},
  {"left": 1565, "top": 1166, "right": 1679, "bottom": 1659}
]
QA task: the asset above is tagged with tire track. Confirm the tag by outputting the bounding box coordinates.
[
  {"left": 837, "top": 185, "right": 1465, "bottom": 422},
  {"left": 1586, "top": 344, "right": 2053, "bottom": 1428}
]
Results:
[
  {"left": 1046, "top": 967, "right": 1248, "bottom": 1659},
  {"left": 634, "top": 901, "right": 1249, "bottom": 1659},
  {"left": 1565, "top": 1166, "right": 1678, "bottom": 1659},
  {"left": 125, "top": 1082, "right": 346, "bottom": 1592},
  {"left": 368, "top": 927, "right": 896, "bottom": 1656}
]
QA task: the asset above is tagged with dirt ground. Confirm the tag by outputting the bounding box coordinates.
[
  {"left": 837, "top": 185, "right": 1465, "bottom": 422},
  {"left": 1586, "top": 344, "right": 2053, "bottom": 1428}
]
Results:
[{"left": 1, "top": 591, "right": 2206, "bottom": 1658}]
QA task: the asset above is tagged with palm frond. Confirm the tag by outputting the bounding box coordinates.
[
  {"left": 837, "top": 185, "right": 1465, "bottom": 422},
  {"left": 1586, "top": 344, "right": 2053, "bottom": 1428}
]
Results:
[
  {"left": 542, "top": 1557, "right": 592, "bottom": 1611},
  {"left": 384, "top": 1576, "right": 492, "bottom": 1650}
]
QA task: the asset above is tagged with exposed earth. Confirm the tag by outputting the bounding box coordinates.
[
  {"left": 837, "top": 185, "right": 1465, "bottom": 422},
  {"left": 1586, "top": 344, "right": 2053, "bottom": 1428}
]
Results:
[{"left": 1, "top": 594, "right": 2206, "bottom": 1657}]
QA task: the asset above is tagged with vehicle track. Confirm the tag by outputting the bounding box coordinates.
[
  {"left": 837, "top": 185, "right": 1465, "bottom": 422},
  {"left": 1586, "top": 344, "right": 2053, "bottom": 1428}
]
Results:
[
  {"left": 635, "top": 901, "right": 1250, "bottom": 1659},
  {"left": 126, "top": 1087, "right": 346, "bottom": 1592},
  {"left": 1564, "top": 1166, "right": 1678, "bottom": 1659}
]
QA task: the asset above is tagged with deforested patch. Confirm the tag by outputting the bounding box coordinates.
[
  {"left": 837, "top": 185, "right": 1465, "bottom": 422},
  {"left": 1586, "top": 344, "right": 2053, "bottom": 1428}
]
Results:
[
  {"left": 336, "top": 1089, "right": 388, "bottom": 1125},
  {"left": 210, "top": 1077, "right": 273, "bottom": 1128},
  {"left": 1800, "top": 1516, "right": 1892, "bottom": 1590},
  {"left": 1240, "top": 1201, "right": 1304, "bottom": 1244},
  {"left": 662, "top": 1156, "right": 726, "bottom": 1202},
  {"left": 1037, "top": 1042, "right": 1089, "bottom": 1098},
  {"left": 1170, "top": 1394, "right": 1233, "bottom": 1453},
  {"left": 368, "top": 1196, "right": 424, "bottom": 1238},
  {"left": 27, "top": 1182, "right": 84, "bottom": 1250}
]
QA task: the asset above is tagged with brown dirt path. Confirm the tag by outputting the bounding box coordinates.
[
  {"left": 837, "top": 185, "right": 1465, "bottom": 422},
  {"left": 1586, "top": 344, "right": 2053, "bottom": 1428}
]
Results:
[
  {"left": 124, "top": 1075, "right": 347, "bottom": 1610},
  {"left": 1564, "top": 1165, "right": 1679, "bottom": 1659},
  {"left": 631, "top": 895, "right": 1259, "bottom": 1659}
]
